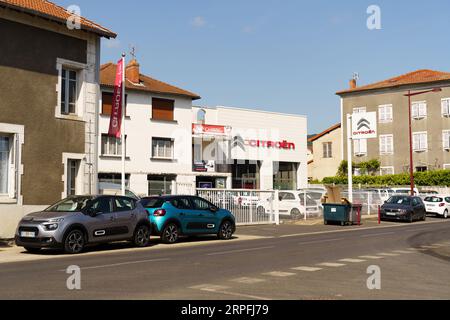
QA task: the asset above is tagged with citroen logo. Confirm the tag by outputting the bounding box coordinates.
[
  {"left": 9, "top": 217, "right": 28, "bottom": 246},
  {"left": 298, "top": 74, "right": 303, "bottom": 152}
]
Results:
[
  {"left": 357, "top": 118, "right": 371, "bottom": 130},
  {"left": 232, "top": 135, "right": 246, "bottom": 151}
]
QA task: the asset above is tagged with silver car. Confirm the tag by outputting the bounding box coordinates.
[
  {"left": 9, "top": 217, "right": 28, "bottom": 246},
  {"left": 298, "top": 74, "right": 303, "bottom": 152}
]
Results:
[{"left": 15, "top": 195, "right": 151, "bottom": 254}]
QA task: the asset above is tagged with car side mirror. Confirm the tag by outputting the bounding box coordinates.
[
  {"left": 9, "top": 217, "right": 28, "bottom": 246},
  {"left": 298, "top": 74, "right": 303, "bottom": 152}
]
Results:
[
  {"left": 210, "top": 205, "right": 219, "bottom": 213},
  {"left": 86, "top": 208, "right": 101, "bottom": 217}
]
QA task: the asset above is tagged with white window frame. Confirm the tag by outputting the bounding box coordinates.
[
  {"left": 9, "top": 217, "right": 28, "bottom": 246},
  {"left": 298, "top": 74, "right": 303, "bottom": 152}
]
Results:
[
  {"left": 152, "top": 137, "right": 174, "bottom": 160},
  {"left": 379, "top": 134, "right": 394, "bottom": 155},
  {"left": 353, "top": 107, "right": 366, "bottom": 114},
  {"left": 62, "top": 153, "right": 85, "bottom": 199},
  {"left": 413, "top": 131, "right": 428, "bottom": 152},
  {"left": 443, "top": 130, "right": 450, "bottom": 150},
  {"left": 380, "top": 166, "right": 395, "bottom": 175},
  {"left": 101, "top": 134, "right": 126, "bottom": 157},
  {"left": 0, "top": 123, "right": 24, "bottom": 204},
  {"left": 442, "top": 98, "right": 450, "bottom": 118},
  {"left": 378, "top": 104, "right": 393, "bottom": 123},
  {"left": 322, "top": 142, "right": 332, "bottom": 158},
  {"left": 354, "top": 139, "right": 367, "bottom": 157},
  {"left": 411, "top": 101, "right": 427, "bottom": 120},
  {"left": 55, "top": 58, "right": 86, "bottom": 121}
]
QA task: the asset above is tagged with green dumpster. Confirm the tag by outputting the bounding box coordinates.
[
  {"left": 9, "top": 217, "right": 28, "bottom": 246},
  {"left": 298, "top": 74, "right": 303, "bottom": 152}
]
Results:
[{"left": 323, "top": 203, "right": 361, "bottom": 226}]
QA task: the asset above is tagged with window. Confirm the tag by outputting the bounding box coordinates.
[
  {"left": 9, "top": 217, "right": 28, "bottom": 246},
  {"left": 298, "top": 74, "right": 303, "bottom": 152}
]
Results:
[
  {"left": 88, "top": 197, "right": 113, "bottom": 214},
  {"left": 353, "top": 107, "right": 366, "bottom": 114},
  {"left": 152, "top": 98, "right": 174, "bottom": 121},
  {"left": 322, "top": 142, "right": 332, "bottom": 158},
  {"left": 416, "top": 166, "right": 428, "bottom": 172},
  {"left": 114, "top": 197, "right": 135, "bottom": 212},
  {"left": 273, "top": 162, "right": 297, "bottom": 190},
  {"left": 101, "top": 134, "right": 126, "bottom": 156},
  {"left": 378, "top": 104, "right": 393, "bottom": 122},
  {"left": 101, "top": 92, "right": 127, "bottom": 116},
  {"left": 148, "top": 175, "right": 176, "bottom": 196},
  {"left": 380, "top": 167, "right": 394, "bottom": 175},
  {"left": 98, "top": 173, "right": 130, "bottom": 188},
  {"left": 379, "top": 134, "right": 394, "bottom": 155},
  {"left": 443, "top": 130, "right": 450, "bottom": 150},
  {"left": 0, "top": 135, "right": 10, "bottom": 195},
  {"left": 191, "top": 197, "right": 211, "bottom": 210},
  {"left": 67, "top": 159, "right": 79, "bottom": 196},
  {"left": 152, "top": 138, "right": 174, "bottom": 159},
  {"left": 197, "top": 109, "right": 206, "bottom": 124},
  {"left": 442, "top": 98, "right": 450, "bottom": 117},
  {"left": 171, "top": 197, "right": 192, "bottom": 210},
  {"left": 61, "top": 68, "right": 78, "bottom": 115},
  {"left": 279, "top": 192, "right": 295, "bottom": 201},
  {"left": 413, "top": 132, "right": 428, "bottom": 152},
  {"left": 354, "top": 139, "right": 367, "bottom": 156},
  {"left": 412, "top": 101, "right": 427, "bottom": 119}
]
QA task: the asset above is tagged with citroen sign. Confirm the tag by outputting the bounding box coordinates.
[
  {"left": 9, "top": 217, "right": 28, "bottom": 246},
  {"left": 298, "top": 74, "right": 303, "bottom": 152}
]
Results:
[{"left": 351, "top": 112, "right": 377, "bottom": 140}]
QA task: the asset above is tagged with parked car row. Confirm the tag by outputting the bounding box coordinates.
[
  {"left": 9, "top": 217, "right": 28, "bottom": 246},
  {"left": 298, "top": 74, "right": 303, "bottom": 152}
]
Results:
[{"left": 15, "top": 195, "right": 236, "bottom": 254}]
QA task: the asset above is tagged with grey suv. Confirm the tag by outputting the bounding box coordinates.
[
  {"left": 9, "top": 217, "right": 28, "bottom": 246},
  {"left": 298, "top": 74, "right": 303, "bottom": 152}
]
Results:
[{"left": 15, "top": 195, "right": 151, "bottom": 254}]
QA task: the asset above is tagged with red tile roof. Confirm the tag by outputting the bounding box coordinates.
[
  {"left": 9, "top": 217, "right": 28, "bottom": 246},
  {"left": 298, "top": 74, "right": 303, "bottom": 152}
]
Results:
[
  {"left": 337, "top": 69, "right": 450, "bottom": 95},
  {"left": 0, "top": 0, "right": 116, "bottom": 38},
  {"left": 100, "top": 63, "right": 201, "bottom": 100},
  {"left": 308, "top": 123, "right": 341, "bottom": 143}
]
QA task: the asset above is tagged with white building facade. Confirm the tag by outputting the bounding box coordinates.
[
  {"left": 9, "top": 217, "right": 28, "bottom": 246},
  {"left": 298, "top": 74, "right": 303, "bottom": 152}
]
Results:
[{"left": 98, "top": 61, "right": 308, "bottom": 196}]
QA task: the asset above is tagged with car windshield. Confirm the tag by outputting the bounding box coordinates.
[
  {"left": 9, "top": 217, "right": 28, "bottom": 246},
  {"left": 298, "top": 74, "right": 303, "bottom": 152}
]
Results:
[
  {"left": 424, "top": 197, "right": 443, "bottom": 203},
  {"left": 45, "top": 196, "right": 93, "bottom": 212},
  {"left": 386, "top": 196, "right": 411, "bottom": 205},
  {"left": 141, "top": 197, "right": 165, "bottom": 208}
]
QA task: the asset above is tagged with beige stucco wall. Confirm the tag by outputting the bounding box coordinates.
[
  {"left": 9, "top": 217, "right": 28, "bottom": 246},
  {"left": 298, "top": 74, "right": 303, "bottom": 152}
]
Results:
[
  {"left": 340, "top": 83, "right": 450, "bottom": 174},
  {"left": 309, "top": 127, "right": 342, "bottom": 181}
]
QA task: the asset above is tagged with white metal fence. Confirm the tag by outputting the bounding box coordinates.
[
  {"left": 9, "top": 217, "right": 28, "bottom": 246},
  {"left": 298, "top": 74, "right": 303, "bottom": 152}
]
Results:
[{"left": 196, "top": 189, "right": 278, "bottom": 225}]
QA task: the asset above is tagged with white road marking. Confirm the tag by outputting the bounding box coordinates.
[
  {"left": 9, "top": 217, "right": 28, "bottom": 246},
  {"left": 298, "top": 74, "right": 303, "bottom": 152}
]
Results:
[
  {"left": 317, "top": 262, "right": 346, "bottom": 267},
  {"left": 420, "top": 245, "right": 441, "bottom": 249},
  {"left": 339, "top": 258, "right": 366, "bottom": 263},
  {"left": 206, "top": 246, "right": 275, "bottom": 256},
  {"left": 431, "top": 243, "right": 445, "bottom": 247},
  {"left": 262, "top": 271, "right": 296, "bottom": 277},
  {"left": 377, "top": 252, "right": 399, "bottom": 257},
  {"left": 190, "top": 284, "right": 230, "bottom": 291},
  {"left": 407, "top": 248, "right": 427, "bottom": 252},
  {"left": 291, "top": 266, "right": 323, "bottom": 272},
  {"left": 59, "top": 258, "right": 170, "bottom": 271},
  {"left": 392, "top": 250, "right": 415, "bottom": 254},
  {"left": 231, "top": 277, "right": 266, "bottom": 284},
  {"left": 190, "top": 284, "right": 270, "bottom": 300},
  {"left": 279, "top": 219, "right": 449, "bottom": 238},
  {"left": 360, "top": 232, "right": 395, "bottom": 238},
  {"left": 359, "top": 255, "right": 384, "bottom": 260},
  {"left": 298, "top": 238, "right": 343, "bottom": 245}
]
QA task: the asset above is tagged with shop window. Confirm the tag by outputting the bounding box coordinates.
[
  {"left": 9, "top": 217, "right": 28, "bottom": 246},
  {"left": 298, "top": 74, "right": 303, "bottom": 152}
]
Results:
[
  {"left": 232, "top": 160, "right": 260, "bottom": 189},
  {"left": 152, "top": 98, "right": 174, "bottom": 121},
  {"left": 98, "top": 173, "right": 130, "bottom": 188},
  {"left": 273, "top": 162, "right": 298, "bottom": 190},
  {"left": 148, "top": 175, "right": 176, "bottom": 196}
]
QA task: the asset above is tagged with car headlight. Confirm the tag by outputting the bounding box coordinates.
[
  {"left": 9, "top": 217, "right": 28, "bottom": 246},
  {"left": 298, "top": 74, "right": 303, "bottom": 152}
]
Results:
[{"left": 43, "top": 223, "right": 59, "bottom": 231}]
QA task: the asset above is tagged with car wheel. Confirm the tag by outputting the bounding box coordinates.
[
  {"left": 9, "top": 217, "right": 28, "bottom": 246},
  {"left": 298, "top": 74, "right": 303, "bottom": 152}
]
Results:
[
  {"left": 133, "top": 224, "right": 150, "bottom": 247},
  {"left": 24, "top": 247, "right": 41, "bottom": 254},
  {"left": 218, "top": 220, "right": 234, "bottom": 240},
  {"left": 444, "top": 210, "right": 448, "bottom": 219},
  {"left": 408, "top": 214, "right": 414, "bottom": 223},
  {"left": 291, "top": 208, "right": 301, "bottom": 220},
  {"left": 64, "top": 229, "right": 86, "bottom": 254},
  {"left": 422, "top": 213, "right": 427, "bottom": 221},
  {"left": 161, "top": 223, "right": 179, "bottom": 244}
]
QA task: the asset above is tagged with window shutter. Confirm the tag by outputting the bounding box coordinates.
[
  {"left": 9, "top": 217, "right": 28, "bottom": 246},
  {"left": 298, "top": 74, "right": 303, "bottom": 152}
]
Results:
[
  {"left": 387, "top": 106, "right": 393, "bottom": 121},
  {"left": 413, "top": 134, "right": 419, "bottom": 151},
  {"left": 152, "top": 98, "right": 174, "bottom": 121},
  {"left": 421, "top": 133, "right": 428, "bottom": 150},
  {"left": 388, "top": 136, "right": 393, "bottom": 153},
  {"left": 420, "top": 103, "right": 427, "bottom": 117},
  {"left": 444, "top": 131, "right": 450, "bottom": 149}
]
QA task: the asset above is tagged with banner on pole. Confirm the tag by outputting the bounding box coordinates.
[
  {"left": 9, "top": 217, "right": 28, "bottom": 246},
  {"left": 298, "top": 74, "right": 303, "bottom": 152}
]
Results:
[{"left": 108, "top": 58, "right": 124, "bottom": 138}]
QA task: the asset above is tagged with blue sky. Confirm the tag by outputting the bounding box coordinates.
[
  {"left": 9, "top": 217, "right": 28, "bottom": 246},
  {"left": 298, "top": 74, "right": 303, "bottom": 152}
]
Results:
[{"left": 58, "top": 0, "right": 450, "bottom": 133}]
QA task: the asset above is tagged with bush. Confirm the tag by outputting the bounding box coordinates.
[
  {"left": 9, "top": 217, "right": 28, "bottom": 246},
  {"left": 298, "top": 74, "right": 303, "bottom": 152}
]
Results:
[{"left": 322, "top": 170, "right": 450, "bottom": 187}]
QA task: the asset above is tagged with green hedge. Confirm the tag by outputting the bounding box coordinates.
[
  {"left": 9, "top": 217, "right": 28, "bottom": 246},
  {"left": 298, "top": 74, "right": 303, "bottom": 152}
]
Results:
[{"left": 322, "top": 170, "right": 450, "bottom": 187}]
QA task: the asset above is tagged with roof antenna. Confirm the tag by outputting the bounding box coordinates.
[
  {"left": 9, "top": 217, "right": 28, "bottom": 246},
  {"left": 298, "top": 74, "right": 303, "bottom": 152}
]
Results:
[
  {"left": 352, "top": 72, "right": 360, "bottom": 81},
  {"left": 129, "top": 44, "right": 137, "bottom": 60}
]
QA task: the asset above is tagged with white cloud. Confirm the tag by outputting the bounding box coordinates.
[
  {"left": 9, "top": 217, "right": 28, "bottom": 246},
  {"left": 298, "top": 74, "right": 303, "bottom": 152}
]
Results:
[{"left": 190, "top": 16, "right": 206, "bottom": 28}]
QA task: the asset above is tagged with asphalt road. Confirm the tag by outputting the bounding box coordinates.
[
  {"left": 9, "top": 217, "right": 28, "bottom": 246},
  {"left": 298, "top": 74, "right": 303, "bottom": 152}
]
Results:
[{"left": 1, "top": 218, "right": 450, "bottom": 300}]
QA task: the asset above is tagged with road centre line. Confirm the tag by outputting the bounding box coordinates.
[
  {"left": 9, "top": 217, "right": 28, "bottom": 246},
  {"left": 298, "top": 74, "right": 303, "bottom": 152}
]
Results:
[
  {"left": 298, "top": 238, "right": 343, "bottom": 245},
  {"left": 206, "top": 246, "right": 275, "bottom": 256},
  {"left": 58, "top": 258, "right": 170, "bottom": 271},
  {"left": 279, "top": 220, "right": 449, "bottom": 239}
]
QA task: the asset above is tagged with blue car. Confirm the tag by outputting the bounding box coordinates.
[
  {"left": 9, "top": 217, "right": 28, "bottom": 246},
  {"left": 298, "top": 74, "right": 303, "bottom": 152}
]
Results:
[{"left": 140, "top": 195, "right": 236, "bottom": 244}]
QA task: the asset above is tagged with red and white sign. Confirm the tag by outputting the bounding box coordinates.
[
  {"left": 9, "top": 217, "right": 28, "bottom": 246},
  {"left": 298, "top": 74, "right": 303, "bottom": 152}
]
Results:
[
  {"left": 192, "top": 124, "right": 232, "bottom": 136},
  {"left": 351, "top": 112, "right": 377, "bottom": 140},
  {"left": 108, "top": 58, "right": 124, "bottom": 138},
  {"left": 245, "top": 139, "right": 295, "bottom": 150}
]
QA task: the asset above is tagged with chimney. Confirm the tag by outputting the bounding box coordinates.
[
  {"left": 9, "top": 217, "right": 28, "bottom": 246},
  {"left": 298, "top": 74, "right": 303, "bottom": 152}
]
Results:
[
  {"left": 126, "top": 59, "right": 140, "bottom": 84},
  {"left": 349, "top": 78, "right": 357, "bottom": 89}
]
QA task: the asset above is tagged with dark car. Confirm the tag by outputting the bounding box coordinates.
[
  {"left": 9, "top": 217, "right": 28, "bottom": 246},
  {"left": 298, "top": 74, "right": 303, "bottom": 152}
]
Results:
[{"left": 380, "top": 195, "right": 427, "bottom": 223}]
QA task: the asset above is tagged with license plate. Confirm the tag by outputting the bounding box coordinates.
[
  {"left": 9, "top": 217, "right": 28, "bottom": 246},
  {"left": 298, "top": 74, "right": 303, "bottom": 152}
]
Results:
[
  {"left": 20, "top": 231, "right": 36, "bottom": 238},
  {"left": 386, "top": 212, "right": 397, "bottom": 216}
]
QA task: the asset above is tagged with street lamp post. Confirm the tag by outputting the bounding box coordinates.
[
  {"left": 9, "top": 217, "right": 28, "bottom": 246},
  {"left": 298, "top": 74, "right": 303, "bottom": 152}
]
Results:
[{"left": 404, "top": 87, "right": 442, "bottom": 196}]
